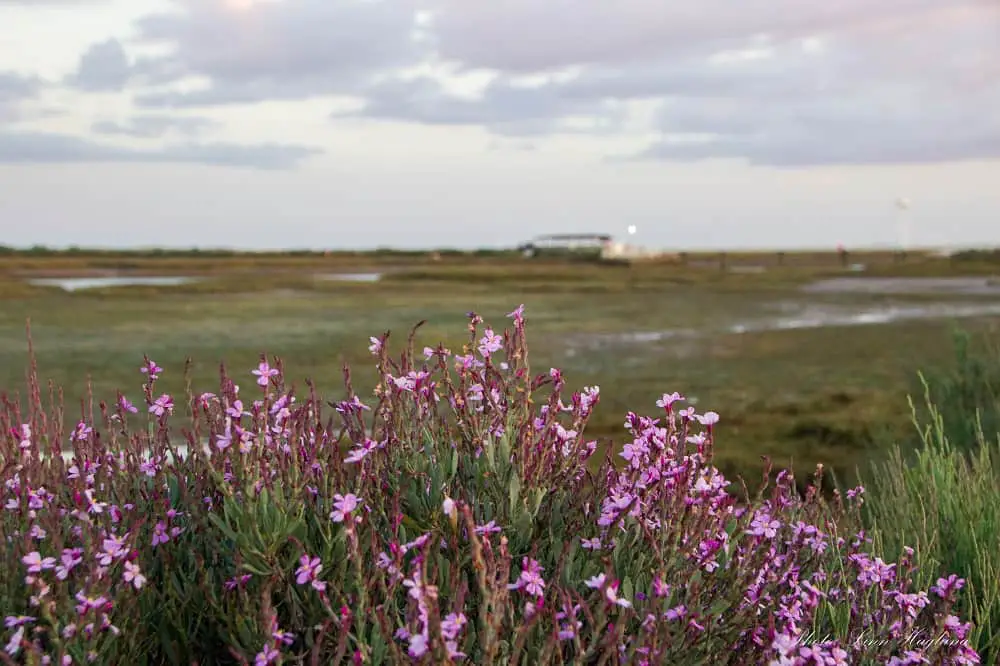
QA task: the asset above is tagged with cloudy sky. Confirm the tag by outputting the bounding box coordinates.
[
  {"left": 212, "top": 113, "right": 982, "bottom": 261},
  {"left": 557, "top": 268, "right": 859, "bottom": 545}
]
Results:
[{"left": 0, "top": 0, "right": 998, "bottom": 251}]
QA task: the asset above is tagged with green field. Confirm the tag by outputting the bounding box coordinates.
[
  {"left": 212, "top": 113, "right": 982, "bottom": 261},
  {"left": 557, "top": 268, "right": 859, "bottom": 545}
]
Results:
[{"left": 2, "top": 248, "right": 999, "bottom": 490}]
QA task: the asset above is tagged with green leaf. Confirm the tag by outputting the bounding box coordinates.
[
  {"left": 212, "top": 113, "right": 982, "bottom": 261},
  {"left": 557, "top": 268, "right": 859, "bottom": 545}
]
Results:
[
  {"left": 207, "top": 512, "right": 238, "bottom": 543},
  {"left": 621, "top": 576, "right": 634, "bottom": 604},
  {"left": 508, "top": 474, "right": 521, "bottom": 509},
  {"left": 156, "top": 623, "right": 179, "bottom": 665},
  {"left": 529, "top": 488, "right": 548, "bottom": 520},
  {"left": 167, "top": 475, "right": 182, "bottom": 509},
  {"left": 707, "top": 598, "right": 730, "bottom": 618},
  {"left": 514, "top": 508, "right": 533, "bottom": 540},
  {"left": 241, "top": 548, "right": 272, "bottom": 577},
  {"left": 371, "top": 629, "right": 388, "bottom": 664},
  {"left": 483, "top": 439, "right": 496, "bottom": 472}
]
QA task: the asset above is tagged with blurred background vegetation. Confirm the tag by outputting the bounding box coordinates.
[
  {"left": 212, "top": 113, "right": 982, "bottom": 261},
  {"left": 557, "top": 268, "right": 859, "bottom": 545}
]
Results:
[{"left": 1, "top": 245, "right": 999, "bottom": 496}]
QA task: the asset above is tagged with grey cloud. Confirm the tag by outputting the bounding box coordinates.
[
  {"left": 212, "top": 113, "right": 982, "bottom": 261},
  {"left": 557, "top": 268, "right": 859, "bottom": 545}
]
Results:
[
  {"left": 0, "top": 131, "right": 323, "bottom": 169},
  {"left": 0, "top": 72, "right": 41, "bottom": 123},
  {"left": 128, "top": 0, "right": 425, "bottom": 107},
  {"left": 630, "top": 8, "right": 1000, "bottom": 166},
  {"left": 92, "top": 114, "right": 221, "bottom": 139},
  {"left": 54, "top": 0, "right": 1000, "bottom": 165},
  {"left": 636, "top": 127, "right": 1000, "bottom": 167},
  {"left": 636, "top": 84, "right": 1000, "bottom": 166},
  {"left": 67, "top": 39, "right": 132, "bottom": 92},
  {"left": 355, "top": 2, "right": 1000, "bottom": 164},
  {"left": 337, "top": 75, "right": 628, "bottom": 136},
  {"left": 422, "top": 0, "right": 980, "bottom": 73},
  {"left": 0, "top": 1, "right": 107, "bottom": 4},
  {"left": 0, "top": 72, "right": 39, "bottom": 103}
]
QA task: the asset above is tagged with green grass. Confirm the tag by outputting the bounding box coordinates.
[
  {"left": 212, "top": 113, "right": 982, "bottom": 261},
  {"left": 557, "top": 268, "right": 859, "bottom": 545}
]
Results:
[
  {"left": 3, "top": 254, "right": 999, "bottom": 492},
  {"left": 861, "top": 382, "right": 1000, "bottom": 661},
  {"left": 857, "top": 330, "right": 1000, "bottom": 661},
  {"left": 905, "top": 329, "right": 1000, "bottom": 455}
]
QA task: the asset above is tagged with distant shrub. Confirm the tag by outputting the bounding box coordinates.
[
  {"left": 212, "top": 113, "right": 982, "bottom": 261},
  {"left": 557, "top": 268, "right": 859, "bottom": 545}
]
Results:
[{"left": 950, "top": 249, "right": 1000, "bottom": 264}]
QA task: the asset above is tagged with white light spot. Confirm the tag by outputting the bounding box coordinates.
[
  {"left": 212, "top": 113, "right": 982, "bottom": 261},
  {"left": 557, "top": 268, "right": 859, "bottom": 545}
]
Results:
[{"left": 222, "top": 0, "right": 255, "bottom": 11}]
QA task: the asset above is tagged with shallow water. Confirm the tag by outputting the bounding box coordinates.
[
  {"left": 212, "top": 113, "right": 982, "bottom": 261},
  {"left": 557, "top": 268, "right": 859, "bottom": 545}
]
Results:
[
  {"left": 26, "top": 273, "right": 382, "bottom": 292},
  {"left": 579, "top": 300, "right": 1000, "bottom": 347},
  {"left": 729, "top": 302, "right": 1000, "bottom": 333},
  {"left": 315, "top": 272, "right": 382, "bottom": 282},
  {"left": 802, "top": 277, "right": 1000, "bottom": 296},
  {"left": 56, "top": 444, "right": 192, "bottom": 463},
  {"left": 29, "top": 276, "right": 200, "bottom": 291}
]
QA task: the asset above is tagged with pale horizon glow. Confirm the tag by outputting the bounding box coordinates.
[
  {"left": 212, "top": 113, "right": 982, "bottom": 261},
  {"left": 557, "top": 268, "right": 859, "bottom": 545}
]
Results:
[{"left": 221, "top": 0, "right": 256, "bottom": 11}]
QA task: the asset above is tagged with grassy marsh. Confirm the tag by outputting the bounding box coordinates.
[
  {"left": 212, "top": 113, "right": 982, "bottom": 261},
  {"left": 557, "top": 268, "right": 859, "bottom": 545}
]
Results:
[{"left": 2, "top": 249, "right": 999, "bottom": 490}]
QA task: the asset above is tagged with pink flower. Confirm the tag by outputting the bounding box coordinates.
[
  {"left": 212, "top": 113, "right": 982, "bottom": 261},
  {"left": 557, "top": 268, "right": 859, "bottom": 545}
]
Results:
[
  {"left": 508, "top": 558, "right": 545, "bottom": 598},
  {"left": 695, "top": 411, "right": 720, "bottom": 426},
  {"left": 74, "top": 592, "right": 108, "bottom": 616},
  {"left": 477, "top": 329, "right": 503, "bottom": 357},
  {"left": 474, "top": 521, "right": 502, "bottom": 536},
  {"left": 295, "top": 555, "right": 326, "bottom": 592},
  {"left": 252, "top": 361, "right": 279, "bottom": 387},
  {"left": 22, "top": 551, "right": 56, "bottom": 574},
  {"left": 123, "top": 561, "right": 146, "bottom": 590},
  {"left": 408, "top": 633, "right": 429, "bottom": 658},
  {"left": 118, "top": 395, "right": 138, "bottom": 414},
  {"left": 149, "top": 394, "right": 174, "bottom": 417},
  {"left": 656, "top": 392, "right": 685, "bottom": 409},
  {"left": 17, "top": 424, "right": 31, "bottom": 450},
  {"left": 604, "top": 580, "right": 632, "bottom": 608},
  {"left": 97, "top": 535, "right": 127, "bottom": 566},
  {"left": 56, "top": 548, "right": 82, "bottom": 580},
  {"left": 272, "top": 629, "right": 295, "bottom": 646},
  {"left": 140, "top": 359, "right": 162, "bottom": 380},
  {"left": 84, "top": 489, "right": 107, "bottom": 514},
  {"left": 330, "top": 493, "right": 361, "bottom": 523},
  {"left": 5, "top": 625, "right": 25, "bottom": 657},
  {"left": 344, "top": 438, "right": 381, "bottom": 464},
  {"left": 152, "top": 521, "right": 170, "bottom": 547},
  {"left": 4, "top": 616, "right": 35, "bottom": 629},
  {"left": 255, "top": 645, "right": 279, "bottom": 666}
]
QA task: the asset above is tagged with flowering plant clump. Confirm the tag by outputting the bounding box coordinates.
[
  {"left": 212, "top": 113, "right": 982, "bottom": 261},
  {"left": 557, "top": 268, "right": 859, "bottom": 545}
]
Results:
[{"left": 0, "top": 306, "right": 982, "bottom": 665}]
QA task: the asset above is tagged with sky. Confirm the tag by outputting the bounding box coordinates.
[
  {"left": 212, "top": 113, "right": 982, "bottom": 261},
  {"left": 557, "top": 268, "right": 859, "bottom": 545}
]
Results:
[{"left": 0, "top": 0, "right": 998, "bottom": 252}]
